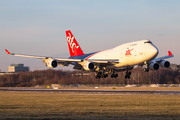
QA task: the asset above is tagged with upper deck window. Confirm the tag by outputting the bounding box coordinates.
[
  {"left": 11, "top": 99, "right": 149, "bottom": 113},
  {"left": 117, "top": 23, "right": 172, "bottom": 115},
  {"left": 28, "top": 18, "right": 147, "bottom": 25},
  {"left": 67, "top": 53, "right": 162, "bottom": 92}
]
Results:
[{"left": 130, "top": 44, "right": 137, "bottom": 46}]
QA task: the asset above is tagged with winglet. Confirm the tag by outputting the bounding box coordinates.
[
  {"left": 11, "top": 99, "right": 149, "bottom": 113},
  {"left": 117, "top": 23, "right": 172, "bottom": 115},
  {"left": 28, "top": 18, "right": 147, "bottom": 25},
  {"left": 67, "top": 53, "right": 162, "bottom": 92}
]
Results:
[
  {"left": 5, "top": 49, "right": 11, "bottom": 54},
  {"left": 168, "top": 51, "right": 173, "bottom": 56}
]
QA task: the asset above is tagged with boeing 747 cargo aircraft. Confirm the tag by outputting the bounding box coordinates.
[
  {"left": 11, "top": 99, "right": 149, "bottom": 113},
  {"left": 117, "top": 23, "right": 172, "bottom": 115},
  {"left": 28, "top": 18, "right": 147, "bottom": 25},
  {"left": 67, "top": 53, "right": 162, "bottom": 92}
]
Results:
[{"left": 5, "top": 30, "right": 174, "bottom": 79}]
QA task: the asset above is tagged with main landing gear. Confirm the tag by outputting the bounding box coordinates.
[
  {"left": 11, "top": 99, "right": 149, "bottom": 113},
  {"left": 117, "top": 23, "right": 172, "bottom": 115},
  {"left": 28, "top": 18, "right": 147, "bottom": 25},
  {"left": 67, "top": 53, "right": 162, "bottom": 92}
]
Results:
[
  {"left": 111, "top": 71, "right": 118, "bottom": 78},
  {"left": 95, "top": 70, "right": 118, "bottom": 79},
  {"left": 125, "top": 70, "right": 131, "bottom": 79},
  {"left": 95, "top": 68, "right": 132, "bottom": 79},
  {"left": 95, "top": 72, "right": 108, "bottom": 79}
]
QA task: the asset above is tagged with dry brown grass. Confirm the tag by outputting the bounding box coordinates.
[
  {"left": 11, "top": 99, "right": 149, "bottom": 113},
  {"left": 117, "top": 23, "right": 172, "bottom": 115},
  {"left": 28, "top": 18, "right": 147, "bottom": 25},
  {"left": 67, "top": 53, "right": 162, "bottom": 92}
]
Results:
[{"left": 0, "top": 91, "right": 180, "bottom": 119}]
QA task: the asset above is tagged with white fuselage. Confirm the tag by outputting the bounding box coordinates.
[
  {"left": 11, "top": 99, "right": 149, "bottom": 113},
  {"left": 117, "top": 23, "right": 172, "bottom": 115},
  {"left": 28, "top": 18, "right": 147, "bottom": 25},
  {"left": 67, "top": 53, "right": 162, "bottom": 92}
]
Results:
[{"left": 86, "top": 40, "right": 159, "bottom": 68}]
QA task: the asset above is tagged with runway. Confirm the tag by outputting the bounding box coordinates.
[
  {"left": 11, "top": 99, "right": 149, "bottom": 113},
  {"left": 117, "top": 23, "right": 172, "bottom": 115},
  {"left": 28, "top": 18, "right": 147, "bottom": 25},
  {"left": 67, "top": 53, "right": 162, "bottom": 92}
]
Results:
[{"left": 0, "top": 88, "right": 180, "bottom": 95}]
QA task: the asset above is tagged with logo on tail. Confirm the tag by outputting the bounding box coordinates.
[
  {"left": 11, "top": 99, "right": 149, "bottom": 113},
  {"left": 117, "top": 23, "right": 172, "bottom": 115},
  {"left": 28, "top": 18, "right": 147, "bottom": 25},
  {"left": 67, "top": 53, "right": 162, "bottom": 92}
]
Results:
[
  {"left": 67, "top": 33, "right": 79, "bottom": 53},
  {"left": 66, "top": 30, "right": 84, "bottom": 57}
]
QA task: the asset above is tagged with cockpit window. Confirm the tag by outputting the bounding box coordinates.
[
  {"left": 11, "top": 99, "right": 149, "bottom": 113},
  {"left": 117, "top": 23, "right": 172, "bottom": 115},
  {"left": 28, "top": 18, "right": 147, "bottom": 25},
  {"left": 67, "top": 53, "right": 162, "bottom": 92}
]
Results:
[{"left": 144, "top": 41, "right": 152, "bottom": 44}]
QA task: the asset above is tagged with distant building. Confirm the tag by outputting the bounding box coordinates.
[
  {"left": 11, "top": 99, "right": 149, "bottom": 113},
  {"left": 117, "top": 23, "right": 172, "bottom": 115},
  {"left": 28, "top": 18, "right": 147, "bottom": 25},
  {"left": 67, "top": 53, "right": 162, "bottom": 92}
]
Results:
[{"left": 8, "top": 64, "right": 29, "bottom": 72}]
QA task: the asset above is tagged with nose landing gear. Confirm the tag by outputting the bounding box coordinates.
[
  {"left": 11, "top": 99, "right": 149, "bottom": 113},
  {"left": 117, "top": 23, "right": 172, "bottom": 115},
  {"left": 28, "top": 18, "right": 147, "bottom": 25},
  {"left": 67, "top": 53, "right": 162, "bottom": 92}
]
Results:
[
  {"left": 125, "top": 67, "right": 131, "bottom": 79},
  {"left": 125, "top": 71, "right": 131, "bottom": 79}
]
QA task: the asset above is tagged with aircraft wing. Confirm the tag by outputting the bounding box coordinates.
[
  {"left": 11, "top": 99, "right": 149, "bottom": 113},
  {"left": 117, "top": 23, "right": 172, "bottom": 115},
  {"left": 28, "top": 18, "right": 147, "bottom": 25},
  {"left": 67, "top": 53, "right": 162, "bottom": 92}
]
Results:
[
  {"left": 5, "top": 49, "right": 83, "bottom": 62},
  {"left": 151, "top": 51, "right": 174, "bottom": 62},
  {"left": 5, "top": 49, "right": 119, "bottom": 65}
]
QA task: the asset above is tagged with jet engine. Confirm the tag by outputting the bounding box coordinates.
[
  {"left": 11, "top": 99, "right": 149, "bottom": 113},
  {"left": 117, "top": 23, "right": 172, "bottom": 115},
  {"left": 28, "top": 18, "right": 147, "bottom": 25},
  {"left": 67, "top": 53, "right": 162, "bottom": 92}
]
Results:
[
  {"left": 83, "top": 62, "right": 95, "bottom": 71},
  {"left": 159, "top": 60, "right": 170, "bottom": 68},
  {"left": 149, "top": 62, "right": 159, "bottom": 71},
  {"left": 46, "top": 59, "right": 58, "bottom": 68}
]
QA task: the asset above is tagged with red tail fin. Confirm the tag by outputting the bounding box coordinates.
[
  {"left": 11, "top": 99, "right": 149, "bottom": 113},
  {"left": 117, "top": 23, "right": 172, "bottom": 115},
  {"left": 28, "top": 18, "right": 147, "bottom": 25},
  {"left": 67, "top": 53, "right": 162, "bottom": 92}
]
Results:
[{"left": 66, "top": 30, "right": 84, "bottom": 57}]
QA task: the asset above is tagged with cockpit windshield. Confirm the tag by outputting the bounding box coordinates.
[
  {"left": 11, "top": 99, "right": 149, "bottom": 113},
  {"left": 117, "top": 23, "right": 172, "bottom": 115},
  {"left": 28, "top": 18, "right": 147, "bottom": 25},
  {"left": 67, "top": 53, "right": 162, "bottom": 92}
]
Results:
[{"left": 144, "top": 41, "right": 152, "bottom": 44}]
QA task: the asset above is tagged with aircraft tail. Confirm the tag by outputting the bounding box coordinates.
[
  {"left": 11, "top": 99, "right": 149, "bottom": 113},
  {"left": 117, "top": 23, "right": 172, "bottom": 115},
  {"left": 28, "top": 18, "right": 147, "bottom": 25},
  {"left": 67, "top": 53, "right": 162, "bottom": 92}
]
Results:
[{"left": 66, "top": 30, "right": 84, "bottom": 57}]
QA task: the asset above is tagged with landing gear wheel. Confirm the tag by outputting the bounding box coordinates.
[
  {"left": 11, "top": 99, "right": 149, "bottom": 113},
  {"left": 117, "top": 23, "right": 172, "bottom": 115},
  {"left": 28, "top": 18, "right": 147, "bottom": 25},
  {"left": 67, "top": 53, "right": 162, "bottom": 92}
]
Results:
[
  {"left": 111, "top": 74, "right": 118, "bottom": 78},
  {"left": 96, "top": 72, "right": 108, "bottom": 79},
  {"left": 125, "top": 75, "right": 127, "bottom": 79},
  {"left": 125, "top": 75, "right": 130, "bottom": 79},
  {"left": 95, "top": 72, "right": 102, "bottom": 79},
  {"left": 125, "top": 70, "right": 131, "bottom": 79},
  {"left": 105, "top": 74, "right": 108, "bottom": 78},
  {"left": 102, "top": 74, "right": 108, "bottom": 78},
  {"left": 96, "top": 75, "right": 101, "bottom": 79}
]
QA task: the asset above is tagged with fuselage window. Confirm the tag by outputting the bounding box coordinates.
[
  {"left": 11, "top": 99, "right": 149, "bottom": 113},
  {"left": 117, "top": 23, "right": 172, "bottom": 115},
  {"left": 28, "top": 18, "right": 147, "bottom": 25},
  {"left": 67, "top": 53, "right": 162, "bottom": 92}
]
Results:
[{"left": 130, "top": 44, "right": 137, "bottom": 46}]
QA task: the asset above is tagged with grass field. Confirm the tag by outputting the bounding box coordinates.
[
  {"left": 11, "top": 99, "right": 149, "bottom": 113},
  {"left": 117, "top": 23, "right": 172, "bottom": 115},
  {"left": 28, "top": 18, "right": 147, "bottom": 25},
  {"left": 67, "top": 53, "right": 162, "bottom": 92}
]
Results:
[{"left": 0, "top": 91, "right": 180, "bottom": 120}]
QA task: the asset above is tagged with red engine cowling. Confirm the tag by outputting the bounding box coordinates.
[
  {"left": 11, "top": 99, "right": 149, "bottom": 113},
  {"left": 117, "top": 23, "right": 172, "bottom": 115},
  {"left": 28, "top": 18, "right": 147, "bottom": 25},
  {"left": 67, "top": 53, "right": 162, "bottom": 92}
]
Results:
[
  {"left": 149, "top": 62, "right": 159, "bottom": 71},
  {"left": 46, "top": 59, "right": 58, "bottom": 68},
  {"left": 159, "top": 60, "right": 170, "bottom": 68},
  {"left": 83, "top": 62, "right": 95, "bottom": 71}
]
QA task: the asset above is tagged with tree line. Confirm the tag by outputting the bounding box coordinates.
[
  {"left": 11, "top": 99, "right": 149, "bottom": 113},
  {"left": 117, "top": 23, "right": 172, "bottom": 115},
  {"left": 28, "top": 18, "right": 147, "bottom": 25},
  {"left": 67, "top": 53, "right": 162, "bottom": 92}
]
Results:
[{"left": 0, "top": 68, "right": 179, "bottom": 87}]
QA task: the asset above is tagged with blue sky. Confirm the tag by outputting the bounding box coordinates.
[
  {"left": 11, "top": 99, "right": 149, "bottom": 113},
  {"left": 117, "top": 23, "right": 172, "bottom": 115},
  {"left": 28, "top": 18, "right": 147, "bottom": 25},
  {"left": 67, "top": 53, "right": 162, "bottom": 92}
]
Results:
[{"left": 0, "top": 0, "right": 179, "bottom": 72}]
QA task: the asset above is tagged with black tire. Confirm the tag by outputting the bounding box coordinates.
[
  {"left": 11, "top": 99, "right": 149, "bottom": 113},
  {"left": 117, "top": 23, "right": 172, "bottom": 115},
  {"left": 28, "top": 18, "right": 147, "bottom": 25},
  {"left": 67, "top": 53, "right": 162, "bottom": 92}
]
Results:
[{"left": 125, "top": 75, "right": 127, "bottom": 79}]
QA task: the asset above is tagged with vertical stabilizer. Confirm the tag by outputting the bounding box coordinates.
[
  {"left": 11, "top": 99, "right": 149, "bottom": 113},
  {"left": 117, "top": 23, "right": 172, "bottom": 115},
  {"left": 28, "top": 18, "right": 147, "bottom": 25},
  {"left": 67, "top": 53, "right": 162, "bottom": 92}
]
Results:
[{"left": 66, "top": 30, "right": 84, "bottom": 57}]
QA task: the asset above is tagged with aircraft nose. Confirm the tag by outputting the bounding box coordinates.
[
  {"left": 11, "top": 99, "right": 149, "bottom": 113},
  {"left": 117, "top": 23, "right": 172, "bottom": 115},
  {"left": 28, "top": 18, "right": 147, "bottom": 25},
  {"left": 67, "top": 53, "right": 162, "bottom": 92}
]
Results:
[
  {"left": 145, "top": 45, "right": 159, "bottom": 60},
  {"left": 150, "top": 45, "right": 159, "bottom": 58}
]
